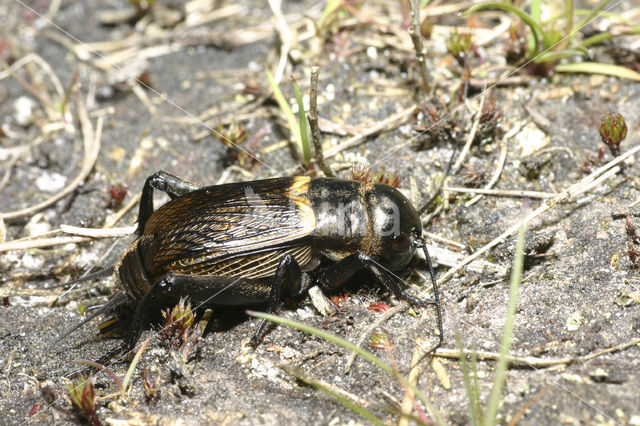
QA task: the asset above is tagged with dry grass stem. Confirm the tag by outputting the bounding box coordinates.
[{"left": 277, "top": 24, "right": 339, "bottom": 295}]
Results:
[
  {"left": 434, "top": 337, "right": 640, "bottom": 367},
  {"left": 452, "top": 89, "right": 486, "bottom": 173},
  {"left": 129, "top": 78, "right": 157, "bottom": 115},
  {"left": 324, "top": 105, "right": 418, "bottom": 159},
  {"left": 281, "top": 366, "right": 372, "bottom": 407},
  {"left": 268, "top": 0, "right": 293, "bottom": 84},
  {"left": 398, "top": 338, "right": 429, "bottom": 426},
  {"left": 0, "top": 236, "right": 88, "bottom": 254},
  {"left": 421, "top": 245, "right": 508, "bottom": 276},
  {"left": 3, "top": 64, "right": 58, "bottom": 120},
  {"left": 423, "top": 232, "right": 465, "bottom": 249},
  {"left": 446, "top": 186, "right": 556, "bottom": 199},
  {"left": 59, "top": 225, "right": 136, "bottom": 238},
  {"left": 0, "top": 53, "right": 64, "bottom": 97},
  {"left": 0, "top": 92, "right": 102, "bottom": 221},
  {"left": 183, "top": 4, "right": 243, "bottom": 28}
]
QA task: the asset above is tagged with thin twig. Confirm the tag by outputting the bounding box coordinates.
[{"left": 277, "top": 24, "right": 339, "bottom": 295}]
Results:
[
  {"left": 508, "top": 387, "right": 552, "bottom": 426},
  {"left": 408, "top": 0, "right": 429, "bottom": 93},
  {"left": 580, "top": 337, "right": 640, "bottom": 361},
  {"left": 308, "top": 66, "right": 335, "bottom": 177},
  {"left": 465, "top": 138, "right": 508, "bottom": 206},
  {"left": 104, "top": 191, "right": 141, "bottom": 228},
  {"left": 434, "top": 347, "right": 574, "bottom": 367},
  {"left": 435, "top": 143, "right": 640, "bottom": 287}
]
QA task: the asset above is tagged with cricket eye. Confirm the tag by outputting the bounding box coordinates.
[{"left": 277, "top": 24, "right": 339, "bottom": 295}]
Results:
[{"left": 392, "top": 232, "right": 411, "bottom": 252}]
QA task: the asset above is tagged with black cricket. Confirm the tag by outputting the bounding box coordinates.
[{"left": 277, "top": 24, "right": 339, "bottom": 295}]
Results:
[{"left": 64, "top": 171, "right": 443, "bottom": 363}]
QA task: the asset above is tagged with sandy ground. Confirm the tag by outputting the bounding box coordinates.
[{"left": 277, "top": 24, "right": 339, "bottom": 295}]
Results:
[{"left": 1, "top": 0, "right": 639, "bottom": 424}]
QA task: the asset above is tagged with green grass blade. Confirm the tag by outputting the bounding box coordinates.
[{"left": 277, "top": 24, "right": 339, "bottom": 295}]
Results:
[
  {"left": 577, "top": 31, "right": 613, "bottom": 48},
  {"left": 529, "top": 0, "right": 541, "bottom": 53},
  {"left": 456, "top": 332, "right": 480, "bottom": 426},
  {"left": 564, "top": 0, "right": 573, "bottom": 43},
  {"left": 575, "top": 8, "right": 631, "bottom": 23},
  {"left": 555, "top": 62, "right": 640, "bottom": 81},
  {"left": 248, "top": 310, "right": 446, "bottom": 425},
  {"left": 292, "top": 77, "right": 311, "bottom": 165},
  {"left": 534, "top": 48, "right": 588, "bottom": 63},
  {"left": 283, "top": 366, "right": 386, "bottom": 425},
  {"left": 578, "top": 25, "right": 640, "bottom": 48},
  {"left": 465, "top": 2, "right": 544, "bottom": 54},
  {"left": 483, "top": 226, "right": 526, "bottom": 426},
  {"left": 266, "top": 70, "right": 302, "bottom": 155},
  {"left": 318, "top": 0, "right": 342, "bottom": 30}
]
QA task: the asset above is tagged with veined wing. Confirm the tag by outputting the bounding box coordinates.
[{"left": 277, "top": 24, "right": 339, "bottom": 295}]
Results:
[{"left": 142, "top": 177, "right": 316, "bottom": 278}]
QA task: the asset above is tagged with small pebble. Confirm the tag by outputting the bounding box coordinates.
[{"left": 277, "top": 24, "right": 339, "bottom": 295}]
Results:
[
  {"left": 35, "top": 171, "right": 67, "bottom": 193},
  {"left": 13, "top": 96, "right": 38, "bottom": 127}
]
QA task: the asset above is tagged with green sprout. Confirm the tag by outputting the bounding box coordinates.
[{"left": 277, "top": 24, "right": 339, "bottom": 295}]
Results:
[
  {"left": 599, "top": 112, "right": 627, "bottom": 157},
  {"left": 368, "top": 331, "right": 396, "bottom": 351},
  {"left": 142, "top": 368, "right": 161, "bottom": 404},
  {"left": 465, "top": 0, "right": 640, "bottom": 80},
  {"left": 158, "top": 297, "right": 198, "bottom": 360},
  {"left": 214, "top": 120, "right": 257, "bottom": 169},
  {"left": 66, "top": 375, "right": 101, "bottom": 426},
  {"left": 129, "top": 0, "right": 155, "bottom": 12},
  {"left": 447, "top": 31, "right": 473, "bottom": 67},
  {"left": 317, "top": 0, "right": 364, "bottom": 34}
]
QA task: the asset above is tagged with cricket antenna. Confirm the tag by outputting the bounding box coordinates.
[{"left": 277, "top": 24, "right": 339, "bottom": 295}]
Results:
[
  {"left": 51, "top": 292, "right": 129, "bottom": 349},
  {"left": 47, "top": 264, "right": 116, "bottom": 290},
  {"left": 411, "top": 237, "right": 444, "bottom": 353}
]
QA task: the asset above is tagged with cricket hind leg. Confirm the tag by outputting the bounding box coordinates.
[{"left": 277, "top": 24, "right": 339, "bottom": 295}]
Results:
[
  {"left": 114, "top": 257, "right": 307, "bottom": 357},
  {"left": 136, "top": 171, "right": 202, "bottom": 235}
]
